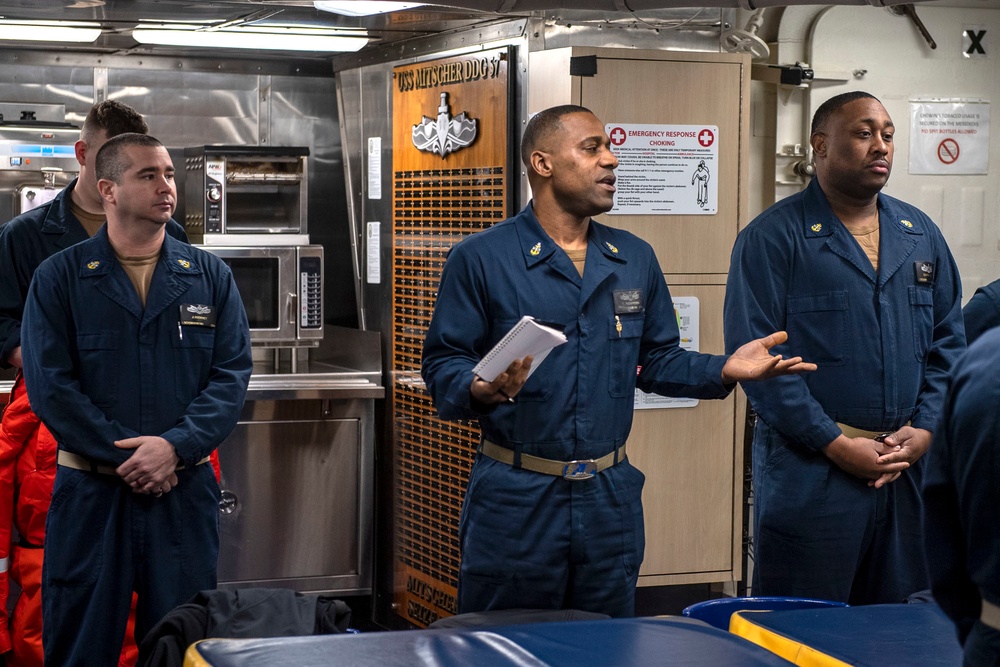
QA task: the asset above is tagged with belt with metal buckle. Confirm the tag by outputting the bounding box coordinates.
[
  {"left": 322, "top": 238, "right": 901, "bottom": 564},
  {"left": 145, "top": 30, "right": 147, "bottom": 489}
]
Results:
[
  {"left": 57, "top": 450, "right": 210, "bottom": 476},
  {"left": 836, "top": 422, "right": 910, "bottom": 442},
  {"left": 480, "top": 439, "right": 625, "bottom": 481},
  {"left": 982, "top": 598, "right": 1000, "bottom": 632}
]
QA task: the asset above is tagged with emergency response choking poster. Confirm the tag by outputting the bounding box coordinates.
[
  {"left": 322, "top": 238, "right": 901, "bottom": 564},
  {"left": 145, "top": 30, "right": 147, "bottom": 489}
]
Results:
[
  {"left": 605, "top": 123, "right": 719, "bottom": 215},
  {"left": 909, "top": 100, "right": 990, "bottom": 175}
]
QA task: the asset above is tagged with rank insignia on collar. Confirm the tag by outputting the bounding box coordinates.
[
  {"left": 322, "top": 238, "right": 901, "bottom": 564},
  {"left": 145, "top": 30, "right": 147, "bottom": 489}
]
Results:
[
  {"left": 530, "top": 242, "right": 541, "bottom": 256},
  {"left": 87, "top": 260, "right": 100, "bottom": 270},
  {"left": 605, "top": 242, "right": 619, "bottom": 254},
  {"left": 900, "top": 220, "right": 914, "bottom": 228},
  {"left": 177, "top": 259, "right": 191, "bottom": 268},
  {"left": 811, "top": 223, "right": 822, "bottom": 232}
]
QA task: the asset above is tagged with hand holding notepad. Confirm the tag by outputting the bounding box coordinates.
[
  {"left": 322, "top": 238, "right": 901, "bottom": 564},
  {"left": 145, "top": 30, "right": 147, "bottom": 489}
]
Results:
[{"left": 472, "top": 316, "right": 568, "bottom": 383}]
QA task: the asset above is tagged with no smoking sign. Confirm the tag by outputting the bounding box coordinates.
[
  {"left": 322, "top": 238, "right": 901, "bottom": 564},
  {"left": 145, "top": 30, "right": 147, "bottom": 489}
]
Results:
[{"left": 937, "top": 138, "right": 960, "bottom": 164}]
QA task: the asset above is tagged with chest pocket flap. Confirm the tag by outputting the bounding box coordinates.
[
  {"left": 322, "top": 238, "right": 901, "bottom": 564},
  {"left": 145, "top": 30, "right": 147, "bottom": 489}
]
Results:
[
  {"left": 608, "top": 315, "right": 644, "bottom": 339},
  {"left": 76, "top": 331, "right": 120, "bottom": 407},
  {"left": 786, "top": 291, "right": 848, "bottom": 315},
  {"left": 77, "top": 331, "right": 120, "bottom": 351},
  {"left": 785, "top": 291, "right": 849, "bottom": 366}
]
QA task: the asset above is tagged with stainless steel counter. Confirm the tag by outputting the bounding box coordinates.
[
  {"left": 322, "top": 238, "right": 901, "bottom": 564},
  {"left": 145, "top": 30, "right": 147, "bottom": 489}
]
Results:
[
  {"left": 247, "top": 324, "right": 384, "bottom": 400},
  {"left": 1, "top": 326, "right": 385, "bottom": 404},
  {"left": 2, "top": 367, "right": 384, "bottom": 404},
  {"left": 247, "top": 363, "right": 383, "bottom": 401}
]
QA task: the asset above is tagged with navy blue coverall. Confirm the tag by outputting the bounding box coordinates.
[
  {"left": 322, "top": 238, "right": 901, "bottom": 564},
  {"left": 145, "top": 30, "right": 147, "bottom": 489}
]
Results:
[
  {"left": 422, "top": 204, "right": 731, "bottom": 617},
  {"left": 962, "top": 278, "right": 1000, "bottom": 345},
  {"left": 724, "top": 178, "right": 965, "bottom": 604},
  {"left": 924, "top": 328, "right": 1000, "bottom": 664},
  {"left": 21, "top": 227, "right": 251, "bottom": 666}
]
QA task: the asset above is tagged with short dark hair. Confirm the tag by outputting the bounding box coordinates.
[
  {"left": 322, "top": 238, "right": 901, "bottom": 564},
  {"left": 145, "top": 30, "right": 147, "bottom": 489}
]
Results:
[
  {"left": 521, "top": 105, "right": 593, "bottom": 168},
  {"left": 96, "top": 133, "right": 164, "bottom": 184},
  {"left": 81, "top": 100, "right": 148, "bottom": 143},
  {"left": 811, "top": 91, "right": 881, "bottom": 136}
]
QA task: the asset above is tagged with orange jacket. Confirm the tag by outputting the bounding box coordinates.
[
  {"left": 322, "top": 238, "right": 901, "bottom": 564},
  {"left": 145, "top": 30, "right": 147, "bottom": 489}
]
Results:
[{"left": 0, "top": 374, "right": 55, "bottom": 656}]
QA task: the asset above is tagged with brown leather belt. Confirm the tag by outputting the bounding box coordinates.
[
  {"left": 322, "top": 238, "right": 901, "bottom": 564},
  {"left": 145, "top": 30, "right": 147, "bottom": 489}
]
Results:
[
  {"left": 480, "top": 439, "right": 625, "bottom": 481},
  {"left": 57, "top": 450, "right": 210, "bottom": 476},
  {"left": 982, "top": 598, "right": 1000, "bottom": 632}
]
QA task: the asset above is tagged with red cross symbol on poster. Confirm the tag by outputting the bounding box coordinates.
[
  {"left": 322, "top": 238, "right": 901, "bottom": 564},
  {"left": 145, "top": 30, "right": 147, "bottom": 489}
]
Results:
[{"left": 698, "top": 128, "right": 715, "bottom": 147}]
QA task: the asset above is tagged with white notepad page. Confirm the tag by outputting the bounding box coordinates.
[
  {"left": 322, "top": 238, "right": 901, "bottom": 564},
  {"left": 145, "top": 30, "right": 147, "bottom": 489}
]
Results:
[{"left": 472, "top": 316, "right": 568, "bottom": 383}]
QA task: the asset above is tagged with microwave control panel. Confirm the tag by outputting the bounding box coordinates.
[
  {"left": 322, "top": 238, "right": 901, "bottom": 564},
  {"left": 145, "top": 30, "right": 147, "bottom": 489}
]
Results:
[
  {"left": 299, "top": 255, "right": 323, "bottom": 331},
  {"left": 204, "top": 158, "right": 225, "bottom": 234}
]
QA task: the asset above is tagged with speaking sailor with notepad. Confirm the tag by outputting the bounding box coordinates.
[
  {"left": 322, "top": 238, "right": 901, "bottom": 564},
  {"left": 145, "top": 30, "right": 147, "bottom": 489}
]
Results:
[{"left": 421, "top": 105, "right": 816, "bottom": 618}]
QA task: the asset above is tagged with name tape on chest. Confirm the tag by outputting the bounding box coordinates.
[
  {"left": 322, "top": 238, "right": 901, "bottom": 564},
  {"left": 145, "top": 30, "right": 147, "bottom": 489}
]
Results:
[
  {"left": 613, "top": 289, "right": 643, "bottom": 315},
  {"left": 179, "top": 303, "right": 217, "bottom": 327}
]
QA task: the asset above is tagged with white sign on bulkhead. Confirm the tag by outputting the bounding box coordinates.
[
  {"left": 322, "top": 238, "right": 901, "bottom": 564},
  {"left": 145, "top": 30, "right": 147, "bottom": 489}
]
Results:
[{"left": 605, "top": 123, "right": 719, "bottom": 216}]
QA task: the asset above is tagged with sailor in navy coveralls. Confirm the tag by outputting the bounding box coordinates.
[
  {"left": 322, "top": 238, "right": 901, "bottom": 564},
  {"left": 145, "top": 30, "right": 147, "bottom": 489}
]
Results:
[
  {"left": 22, "top": 133, "right": 251, "bottom": 665},
  {"left": 423, "top": 105, "right": 815, "bottom": 617},
  {"left": 725, "top": 92, "right": 964, "bottom": 603}
]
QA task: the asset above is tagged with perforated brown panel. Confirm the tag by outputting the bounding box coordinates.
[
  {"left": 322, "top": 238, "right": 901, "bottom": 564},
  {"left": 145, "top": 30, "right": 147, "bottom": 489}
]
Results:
[{"left": 390, "top": 48, "right": 511, "bottom": 627}]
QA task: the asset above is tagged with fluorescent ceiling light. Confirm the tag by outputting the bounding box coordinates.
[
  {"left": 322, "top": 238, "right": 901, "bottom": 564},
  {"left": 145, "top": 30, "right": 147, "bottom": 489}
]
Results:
[
  {"left": 314, "top": 1, "right": 424, "bottom": 17},
  {"left": 0, "top": 20, "right": 101, "bottom": 43},
  {"left": 132, "top": 24, "right": 368, "bottom": 52}
]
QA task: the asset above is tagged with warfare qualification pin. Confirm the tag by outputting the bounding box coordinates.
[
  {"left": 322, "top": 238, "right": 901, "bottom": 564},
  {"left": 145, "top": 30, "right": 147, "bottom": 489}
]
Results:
[{"left": 913, "top": 261, "right": 935, "bottom": 284}]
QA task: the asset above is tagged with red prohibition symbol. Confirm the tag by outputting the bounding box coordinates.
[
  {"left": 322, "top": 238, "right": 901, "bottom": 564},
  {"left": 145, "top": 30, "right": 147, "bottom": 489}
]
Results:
[{"left": 937, "top": 138, "right": 960, "bottom": 164}]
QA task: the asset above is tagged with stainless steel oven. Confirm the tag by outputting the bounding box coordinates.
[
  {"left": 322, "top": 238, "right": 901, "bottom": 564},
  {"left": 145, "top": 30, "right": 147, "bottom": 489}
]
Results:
[
  {"left": 0, "top": 102, "right": 79, "bottom": 224},
  {"left": 198, "top": 245, "right": 323, "bottom": 347},
  {"left": 183, "top": 146, "right": 309, "bottom": 245}
]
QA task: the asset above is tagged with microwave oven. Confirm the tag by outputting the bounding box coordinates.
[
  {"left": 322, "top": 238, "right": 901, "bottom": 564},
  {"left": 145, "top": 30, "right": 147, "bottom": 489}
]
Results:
[
  {"left": 198, "top": 245, "right": 323, "bottom": 347},
  {"left": 184, "top": 146, "right": 309, "bottom": 245}
]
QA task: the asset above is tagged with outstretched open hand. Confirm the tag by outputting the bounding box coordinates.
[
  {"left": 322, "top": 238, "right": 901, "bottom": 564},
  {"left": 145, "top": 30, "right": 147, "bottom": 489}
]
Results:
[{"left": 721, "top": 331, "right": 817, "bottom": 384}]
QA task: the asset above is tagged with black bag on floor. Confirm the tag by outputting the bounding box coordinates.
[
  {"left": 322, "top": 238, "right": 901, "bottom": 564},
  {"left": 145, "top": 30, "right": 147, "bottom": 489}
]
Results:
[{"left": 138, "top": 587, "right": 352, "bottom": 667}]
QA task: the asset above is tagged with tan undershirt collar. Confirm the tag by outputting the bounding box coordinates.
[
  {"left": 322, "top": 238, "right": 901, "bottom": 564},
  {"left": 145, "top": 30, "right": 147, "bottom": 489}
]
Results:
[
  {"left": 565, "top": 247, "right": 587, "bottom": 277},
  {"left": 70, "top": 200, "right": 106, "bottom": 238},
  {"left": 115, "top": 249, "right": 160, "bottom": 307},
  {"left": 851, "top": 225, "right": 880, "bottom": 272}
]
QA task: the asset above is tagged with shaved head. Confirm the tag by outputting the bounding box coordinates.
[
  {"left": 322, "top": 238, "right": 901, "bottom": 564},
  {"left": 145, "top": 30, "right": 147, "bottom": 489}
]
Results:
[{"left": 521, "top": 105, "right": 594, "bottom": 169}]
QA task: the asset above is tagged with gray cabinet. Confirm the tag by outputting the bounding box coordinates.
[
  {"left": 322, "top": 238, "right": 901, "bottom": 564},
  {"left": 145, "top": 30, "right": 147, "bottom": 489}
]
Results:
[{"left": 217, "top": 397, "right": 375, "bottom": 595}]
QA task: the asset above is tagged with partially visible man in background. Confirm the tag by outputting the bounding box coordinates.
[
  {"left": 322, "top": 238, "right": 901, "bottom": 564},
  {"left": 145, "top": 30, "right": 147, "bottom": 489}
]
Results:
[
  {"left": 924, "top": 328, "right": 1000, "bottom": 666},
  {"left": 962, "top": 277, "right": 1000, "bottom": 344},
  {"left": 0, "top": 100, "right": 189, "bottom": 666}
]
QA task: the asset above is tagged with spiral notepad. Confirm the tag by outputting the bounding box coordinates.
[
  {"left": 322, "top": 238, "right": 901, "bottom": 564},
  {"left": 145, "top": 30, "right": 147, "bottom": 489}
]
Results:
[{"left": 473, "top": 316, "right": 567, "bottom": 383}]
